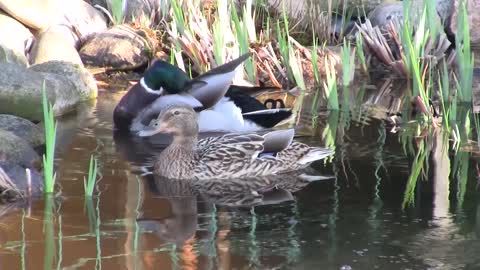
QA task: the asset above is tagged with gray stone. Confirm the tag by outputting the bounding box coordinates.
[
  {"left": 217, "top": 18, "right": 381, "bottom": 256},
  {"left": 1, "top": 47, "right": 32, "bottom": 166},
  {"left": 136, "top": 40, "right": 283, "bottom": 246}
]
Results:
[
  {"left": 0, "top": 129, "right": 40, "bottom": 169},
  {"left": 79, "top": 24, "right": 156, "bottom": 70},
  {"left": 0, "top": 11, "right": 32, "bottom": 66},
  {"left": 30, "top": 61, "right": 98, "bottom": 102},
  {"left": 368, "top": 2, "right": 404, "bottom": 29},
  {"left": 0, "top": 62, "right": 96, "bottom": 121},
  {"left": 0, "top": 161, "right": 44, "bottom": 196},
  {"left": 29, "top": 25, "right": 82, "bottom": 66},
  {"left": 0, "top": 115, "right": 44, "bottom": 147}
]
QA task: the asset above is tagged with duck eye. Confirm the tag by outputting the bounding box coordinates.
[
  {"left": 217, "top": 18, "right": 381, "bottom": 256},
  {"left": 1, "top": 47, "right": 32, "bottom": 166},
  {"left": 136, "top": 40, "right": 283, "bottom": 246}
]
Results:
[{"left": 173, "top": 110, "right": 180, "bottom": 116}]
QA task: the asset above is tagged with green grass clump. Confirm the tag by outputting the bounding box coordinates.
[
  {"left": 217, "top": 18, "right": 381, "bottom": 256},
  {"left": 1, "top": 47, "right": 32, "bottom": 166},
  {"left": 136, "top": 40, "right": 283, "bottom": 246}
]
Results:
[
  {"left": 84, "top": 155, "right": 99, "bottom": 197},
  {"left": 42, "top": 82, "right": 57, "bottom": 194}
]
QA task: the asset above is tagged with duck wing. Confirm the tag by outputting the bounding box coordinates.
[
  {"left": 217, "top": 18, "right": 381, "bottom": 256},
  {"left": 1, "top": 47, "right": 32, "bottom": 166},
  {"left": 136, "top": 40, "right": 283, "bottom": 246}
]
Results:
[
  {"left": 197, "top": 133, "right": 265, "bottom": 160},
  {"left": 186, "top": 53, "right": 252, "bottom": 109}
]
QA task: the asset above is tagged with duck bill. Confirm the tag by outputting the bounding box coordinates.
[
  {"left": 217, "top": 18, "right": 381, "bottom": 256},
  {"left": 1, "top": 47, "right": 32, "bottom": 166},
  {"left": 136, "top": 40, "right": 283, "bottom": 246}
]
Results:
[{"left": 137, "top": 123, "right": 170, "bottom": 137}]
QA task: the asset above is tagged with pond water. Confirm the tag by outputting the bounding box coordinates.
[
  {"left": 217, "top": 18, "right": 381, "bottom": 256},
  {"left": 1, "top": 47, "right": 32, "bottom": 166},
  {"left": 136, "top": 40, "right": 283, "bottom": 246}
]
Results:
[{"left": 0, "top": 84, "right": 480, "bottom": 270}]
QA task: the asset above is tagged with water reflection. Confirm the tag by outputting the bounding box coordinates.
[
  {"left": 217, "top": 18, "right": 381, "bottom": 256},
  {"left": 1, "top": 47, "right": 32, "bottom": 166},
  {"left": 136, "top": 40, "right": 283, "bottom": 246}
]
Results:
[{"left": 0, "top": 88, "right": 480, "bottom": 269}]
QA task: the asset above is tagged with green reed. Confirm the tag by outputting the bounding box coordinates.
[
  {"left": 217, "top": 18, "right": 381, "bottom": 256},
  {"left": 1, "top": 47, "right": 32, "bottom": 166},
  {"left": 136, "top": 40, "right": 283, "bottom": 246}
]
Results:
[
  {"left": 42, "top": 82, "right": 57, "bottom": 194},
  {"left": 323, "top": 57, "right": 339, "bottom": 110},
  {"left": 84, "top": 155, "right": 99, "bottom": 197},
  {"left": 355, "top": 33, "right": 368, "bottom": 73},
  {"left": 109, "top": 0, "right": 126, "bottom": 25},
  {"left": 231, "top": 3, "right": 256, "bottom": 82},
  {"left": 312, "top": 32, "right": 320, "bottom": 84},
  {"left": 455, "top": 0, "right": 474, "bottom": 103},
  {"left": 341, "top": 39, "right": 356, "bottom": 87}
]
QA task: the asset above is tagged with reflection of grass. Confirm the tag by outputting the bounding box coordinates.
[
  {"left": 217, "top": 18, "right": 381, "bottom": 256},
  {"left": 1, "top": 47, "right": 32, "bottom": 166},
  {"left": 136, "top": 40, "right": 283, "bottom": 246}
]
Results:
[
  {"left": 43, "top": 196, "right": 56, "bottom": 270},
  {"left": 453, "top": 151, "right": 469, "bottom": 208},
  {"left": 402, "top": 140, "right": 429, "bottom": 209},
  {"left": 42, "top": 82, "right": 57, "bottom": 194}
]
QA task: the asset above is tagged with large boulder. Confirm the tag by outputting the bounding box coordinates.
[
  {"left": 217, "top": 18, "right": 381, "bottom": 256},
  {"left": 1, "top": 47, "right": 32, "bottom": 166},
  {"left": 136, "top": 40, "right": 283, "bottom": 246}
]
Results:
[
  {"left": 29, "top": 25, "right": 82, "bottom": 66},
  {"left": 0, "top": 0, "right": 107, "bottom": 41},
  {"left": 0, "top": 115, "right": 44, "bottom": 147},
  {"left": 79, "top": 24, "right": 157, "bottom": 70},
  {"left": 448, "top": 0, "right": 480, "bottom": 47},
  {"left": 0, "top": 129, "right": 40, "bottom": 169},
  {"left": 0, "top": 62, "right": 97, "bottom": 121},
  {"left": 0, "top": 0, "right": 61, "bottom": 31},
  {"left": 30, "top": 60, "right": 98, "bottom": 101},
  {"left": 0, "top": 11, "right": 32, "bottom": 66}
]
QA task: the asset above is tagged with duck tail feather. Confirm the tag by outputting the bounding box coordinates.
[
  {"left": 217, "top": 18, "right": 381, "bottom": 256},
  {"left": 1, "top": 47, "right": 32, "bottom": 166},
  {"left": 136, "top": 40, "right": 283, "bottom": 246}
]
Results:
[{"left": 297, "top": 148, "right": 334, "bottom": 165}]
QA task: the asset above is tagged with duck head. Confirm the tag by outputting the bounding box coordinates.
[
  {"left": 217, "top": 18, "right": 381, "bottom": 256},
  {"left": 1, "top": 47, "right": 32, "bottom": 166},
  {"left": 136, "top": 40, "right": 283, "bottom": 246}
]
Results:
[
  {"left": 138, "top": 105, "right": 198, "bottom": 138},
  {"left": 142, "top": 60, "right": 190, "bottom": 94},
  {"left": 113, "top": 60, "right": 190, "bottom": 130}
]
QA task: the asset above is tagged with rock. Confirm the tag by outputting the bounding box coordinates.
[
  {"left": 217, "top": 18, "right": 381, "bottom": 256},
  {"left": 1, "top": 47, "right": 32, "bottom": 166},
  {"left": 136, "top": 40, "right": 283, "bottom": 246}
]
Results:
[
  {"left": 0, "top": 129, "right": 40, "bottom": 169},
  {"left": 448, "top": 0, "right": 480, "bottom": 47},
  {"left": 368, "top": 2, "right": 404, "bottom": 28},
  {"left": 29, "top": 25, "right": 82, "bottom": 66},
  {"left": 0, "top": 0, "right": 62, "bottom": 30},
  {"left": 0, "top": 0, "right": 106, "bottom": 42},
  {"left": 0, "top": 161, "right": 44, "bottom": 197},
  {"left": 0, "top": 115, "right": 44, "bottom": 147},
  {"left": 30, "top": 61, "right": 98, "bottom": 101},
  {"left": 79, "top": 24, "right": 156, "bottom": 70},
  {"left": 368, "top": 1, "right": 444, "bottom": 29},
  {"left": 63, "top": 0, "right": 107, "bottom": 39},
  {"left": 0, "top": 62, "right": 96, "bottom": 121},
  {"left": 0, "top": 11, "right": 32, "bottom": 66}
]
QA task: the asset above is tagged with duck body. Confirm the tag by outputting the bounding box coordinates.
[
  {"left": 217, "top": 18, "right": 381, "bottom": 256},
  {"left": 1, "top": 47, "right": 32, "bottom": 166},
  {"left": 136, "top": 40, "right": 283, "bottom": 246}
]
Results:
[
  {"left": 140, "top": 104, "right": 333, "bottom": 180},
  {"left": 113, "top": 53, "right": 292, "bottom": 134}
]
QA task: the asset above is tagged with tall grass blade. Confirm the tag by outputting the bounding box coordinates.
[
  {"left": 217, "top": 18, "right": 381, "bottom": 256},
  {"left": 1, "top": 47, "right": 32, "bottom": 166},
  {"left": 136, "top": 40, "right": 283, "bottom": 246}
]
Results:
[
  {"left": 84, "top": 155, "right": 99, "bottom": 197},
  {"left": 42, "top": 82, "right": 57, "bottom": 194}
]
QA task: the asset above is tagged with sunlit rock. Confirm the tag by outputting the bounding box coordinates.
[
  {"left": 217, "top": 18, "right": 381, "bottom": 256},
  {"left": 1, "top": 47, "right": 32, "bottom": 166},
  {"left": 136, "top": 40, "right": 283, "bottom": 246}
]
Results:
[
  {"left": 79, "top": 24, "right": 157, "bottom": 70},
  {"left": 0, "top": 11, "right": 32, "bottom": 67},
  {"left": 0, "top": 61, "right": 97, "bottom": 121},
  {"left": 29, "top": 25, "right": 82, "bottom": 65}
]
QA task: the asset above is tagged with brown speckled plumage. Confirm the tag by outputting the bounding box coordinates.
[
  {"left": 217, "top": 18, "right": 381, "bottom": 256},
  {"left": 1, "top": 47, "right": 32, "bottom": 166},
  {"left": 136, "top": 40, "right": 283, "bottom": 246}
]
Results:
[{"left": 144, "top": 105, "right": 333, "bottom": 180}]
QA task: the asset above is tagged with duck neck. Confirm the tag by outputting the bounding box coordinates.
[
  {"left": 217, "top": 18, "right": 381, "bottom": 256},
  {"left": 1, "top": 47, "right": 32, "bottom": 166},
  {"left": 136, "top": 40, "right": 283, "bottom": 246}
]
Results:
[
  {"left": 171, "top": 134, "right": 198, "bottom": 148},
  {"left": 157, "top": 134, "right": 197, "bottom": 179}
]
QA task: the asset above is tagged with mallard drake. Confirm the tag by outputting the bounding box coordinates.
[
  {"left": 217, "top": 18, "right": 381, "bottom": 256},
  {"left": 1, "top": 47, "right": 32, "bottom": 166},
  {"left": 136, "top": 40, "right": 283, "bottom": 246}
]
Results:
[
  {"left": 113, "top": 52, "right": 292, "bottom": 134},
  {"left": 138, "top": 104, "right": 333, "bottom": 180}
]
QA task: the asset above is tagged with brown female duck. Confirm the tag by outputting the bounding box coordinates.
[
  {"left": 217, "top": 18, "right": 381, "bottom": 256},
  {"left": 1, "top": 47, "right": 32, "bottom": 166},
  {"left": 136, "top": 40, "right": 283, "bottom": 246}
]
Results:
[{"left": 138, "top": 104, "right": 333, "bottom": 180}]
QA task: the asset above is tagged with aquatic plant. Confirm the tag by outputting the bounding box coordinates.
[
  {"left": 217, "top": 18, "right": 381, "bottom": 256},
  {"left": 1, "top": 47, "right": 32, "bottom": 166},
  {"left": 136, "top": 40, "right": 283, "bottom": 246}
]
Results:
[
  {"left": 84, "top": 155, "right": 99, "bottom": 197},
  {"left": 231, "top": 2, "right": 256, "bottom": 81},
  {"left": 42, "top": 82, "right": 57, "bottom": 194},
  {"left": 455, "top": 1, "right": 474, "bottom": 103},
  {"left": 323, "top": 57, "right": 339, "bottom": 110},
  {"left": 95, "top": 0, "right": 127, "bottom": 25},
  {"left": 311, "top": 33, "right": 320, "bottom": 84},
  {"left": 340, "top": 39, "right": 355, "bottom": 87},
  {"left": 355, "top": 32, "right": 368, "bottom": 73}
]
